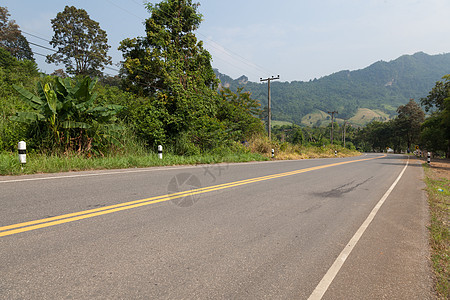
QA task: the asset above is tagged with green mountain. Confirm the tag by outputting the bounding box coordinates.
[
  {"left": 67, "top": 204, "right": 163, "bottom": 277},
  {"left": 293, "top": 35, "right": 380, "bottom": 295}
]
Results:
[{"left": 214, "top": 52, "right": 450, "bottom": 125}]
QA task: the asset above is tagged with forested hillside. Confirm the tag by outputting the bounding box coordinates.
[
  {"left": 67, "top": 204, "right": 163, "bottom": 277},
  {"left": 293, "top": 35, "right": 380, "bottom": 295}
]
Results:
[{"left": 216, "top": 52, "right": 450, "bottom": 124}]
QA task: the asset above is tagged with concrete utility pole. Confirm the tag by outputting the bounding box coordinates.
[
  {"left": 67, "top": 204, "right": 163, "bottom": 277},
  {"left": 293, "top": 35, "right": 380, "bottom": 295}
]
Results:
[
  {"left": 343, "top": 120, "right": 347, "bottom": 148},
  {"left": 260, "top": 75, "right": 280, "bottom": 140},
  {"left": 327, "top": 111, "right": 338, "bottom": 145}
]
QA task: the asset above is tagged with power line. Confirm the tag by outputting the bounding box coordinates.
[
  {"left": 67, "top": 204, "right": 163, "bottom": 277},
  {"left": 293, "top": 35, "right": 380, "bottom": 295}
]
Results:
[
  {"left": 105, "top": 0, "right": 146, "bottom": 21},
  {"left": 22, "top": 31, "right": 51, "bottom": 43},
  {"left": 28, "top": 41, "right": 56, "bottom": 53},
  {"left": 196, "top": 32, "right": 273, "bottom": 77},
  {"left": 105, "top": 0, "right": 273, "bottom": 78}
]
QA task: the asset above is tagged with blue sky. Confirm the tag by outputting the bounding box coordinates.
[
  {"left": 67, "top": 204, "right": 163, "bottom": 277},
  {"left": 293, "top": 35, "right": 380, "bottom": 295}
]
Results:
[{"left": 3, "top": 0, "right": 450, "bottom": 82}]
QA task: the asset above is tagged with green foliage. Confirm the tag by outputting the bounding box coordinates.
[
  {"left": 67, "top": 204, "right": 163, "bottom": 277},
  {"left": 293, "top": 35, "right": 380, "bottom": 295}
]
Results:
[
  {"left": 420, "top": 114, "right": 448, "bottom": 154},
  {"left": 421, "top": 75, "right": 450, "bottom": 157},
  {"left": 395, "top": 99, "right": 425, "bottom": 151},
  {"left": 217, "top": 87, "right": 264, "bottom": 141},
  {"left": 354, "top": 121, "right": 395, "bottom": 152},
  {"left": 119, "top": 0, "right": 263, "bottom": 155},
  {"left": 46, "top": 6, "right": 111, "bottom": 76},
  {"left": 127, "top": 95, "right": 169, "bottom": 149},
  {"left": 11, "top": 76, "right": 123, "bottom": 154},
  {"left": 119, "top": 0, "right": 214, "bottom": 96},
  {"left": 119, "top": 0, "right": 219, "bottom": 154},
  {"left": 0, "top": 48, "right": 39, "bottom": 151}
]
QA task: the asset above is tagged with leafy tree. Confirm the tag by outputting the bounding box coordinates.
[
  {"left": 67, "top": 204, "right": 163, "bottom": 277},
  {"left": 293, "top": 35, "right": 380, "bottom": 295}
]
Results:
[
  {"left": 47, "top": 6, "right": 111, "bottom": 76},
  {"left": 394, "top": 99, "right": 425, "bottom": 152},
  {"left": 126, "top": 95, "right": 169, "bottom": 149},
  {"left": 217, "top": 87, "right": 264, "bottom": 141},
  {"left": 420, "top": 114, "right": 447, "bottom": 154},
  {"left": 0, "top": 6, "right": 34, "bottom": 61},
  {"left": 119, "top": 0, "right": 215, "bottom": 95},
  {"left": 11, "top": 76, "right": 123, "bottom": 153},
  {"left": 355, "top": 121, "right": 393, "bottom": 152},
  {"left": 421, "top": 75, "right": 450, "bottom": 157},
  {"left": 119, "top": 0, "right": 227, "bottom": 153}
]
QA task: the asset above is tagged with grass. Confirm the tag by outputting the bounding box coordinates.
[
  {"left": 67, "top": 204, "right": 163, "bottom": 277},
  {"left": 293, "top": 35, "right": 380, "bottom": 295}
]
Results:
[
  {"left": 300, "top": 108, "right": 390, "bottom": 127},
  {"left": 423, "top": 163, "right": 449, "bottom": 299},
  {"left": 348, "top": 108, "right": 390, "bottom": 127},
  {"left": 0, "top": 151, "right": 268, "bottom": 176},
  {"left": 271, "top": 120, "right": 295, "bottom": 127},
  {"left": 301, "top": 109, "right": 331, "bottom": 126}
]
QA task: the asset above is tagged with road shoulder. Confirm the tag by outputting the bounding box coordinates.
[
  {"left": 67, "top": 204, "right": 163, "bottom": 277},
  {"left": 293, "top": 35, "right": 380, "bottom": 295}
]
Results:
[{"left": 323, "top": 157, "right": 434, "bottom": 299}]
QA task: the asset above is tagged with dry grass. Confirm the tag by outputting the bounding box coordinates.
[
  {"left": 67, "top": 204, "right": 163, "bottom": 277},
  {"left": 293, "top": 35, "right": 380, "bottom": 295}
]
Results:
[{"left": 247, "top": 135, "right": 360, "bottom": 160}]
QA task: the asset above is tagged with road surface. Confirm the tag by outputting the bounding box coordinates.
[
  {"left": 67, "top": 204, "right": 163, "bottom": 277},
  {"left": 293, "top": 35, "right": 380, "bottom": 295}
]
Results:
[{"left": 0, "top": 154, "right": 433, "bottom": 299}]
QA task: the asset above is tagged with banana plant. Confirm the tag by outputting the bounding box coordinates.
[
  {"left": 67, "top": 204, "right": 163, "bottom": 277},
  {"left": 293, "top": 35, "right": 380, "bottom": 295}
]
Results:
[{"left": 11, "top": 76, "right": 123, "bottom": 153}]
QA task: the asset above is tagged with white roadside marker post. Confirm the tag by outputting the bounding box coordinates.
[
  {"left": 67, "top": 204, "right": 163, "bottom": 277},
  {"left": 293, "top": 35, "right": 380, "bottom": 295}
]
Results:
[
  {"left": 158, "top": 145, "right": 163, "bottom": 159},
  {"left": 18, "top": 141, "right": 26, "bottom": 170}
]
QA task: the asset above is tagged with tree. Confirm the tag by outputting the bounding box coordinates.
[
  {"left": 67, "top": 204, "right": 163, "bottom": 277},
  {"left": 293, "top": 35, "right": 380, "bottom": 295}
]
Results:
[
  {"left": 46, "top": 6, "right": 111, "bottom": 76},
  {"left": 394, "top": 99, "right": 425, "bottom": 152},
  {"left": 355, "top": 121, "right": 393, "bottom": 152},
  {"left": 420, "top": 114, "right": 447, "bottom": 154},
  {"left": 217, "top": 87, "right": 264, "bottom": 141},
  {"left": 421, "top": 75, "right": 450, "bottom": 157},
  {"left": 119, "top": 0, "right": 215, "bottom": 96},
  {"left": 119, "top": 0, "right": 226, "bottom": 153},
  {"left": 0, "top": 6, "right": 34, "bottom": 61},
  {"left": 119, "top": 0, "right": 217, "bottom": 94}
]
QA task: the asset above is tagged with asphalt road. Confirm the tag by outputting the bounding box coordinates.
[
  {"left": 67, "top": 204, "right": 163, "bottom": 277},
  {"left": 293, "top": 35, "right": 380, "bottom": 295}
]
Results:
[{"left": 0, "top": 154, "right": 433, "bottom": 299}]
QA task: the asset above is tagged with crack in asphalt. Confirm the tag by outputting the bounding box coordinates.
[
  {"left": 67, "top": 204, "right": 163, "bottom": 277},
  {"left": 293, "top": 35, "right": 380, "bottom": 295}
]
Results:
[{"left": 312, "top": 176, "right": 374, "bottom": 198}]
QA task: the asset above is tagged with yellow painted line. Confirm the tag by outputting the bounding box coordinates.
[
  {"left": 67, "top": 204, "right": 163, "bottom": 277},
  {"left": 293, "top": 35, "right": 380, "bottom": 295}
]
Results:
[{"left": 0, "top": 155, "right": 386, "bottom": 237}]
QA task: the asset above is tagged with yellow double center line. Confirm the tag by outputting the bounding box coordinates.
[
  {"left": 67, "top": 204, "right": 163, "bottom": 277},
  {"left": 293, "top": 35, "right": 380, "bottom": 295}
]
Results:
[{"left": 0, "top": 155, "right": 385, "bottom": 238}]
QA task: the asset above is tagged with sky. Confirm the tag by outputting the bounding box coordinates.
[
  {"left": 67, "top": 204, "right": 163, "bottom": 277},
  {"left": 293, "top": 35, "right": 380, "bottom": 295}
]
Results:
[{"left": 3, "top": 0, "right": 450, "bottom": 82}]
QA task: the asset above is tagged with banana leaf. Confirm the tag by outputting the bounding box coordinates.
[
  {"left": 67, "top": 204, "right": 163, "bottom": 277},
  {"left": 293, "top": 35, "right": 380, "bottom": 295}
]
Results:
[
  {"left": 12, "top": 84, "right": 43, "bottom": 110},
  {"left": 43, "top": 83, "right": 58, "bottom": 115},
  {"left": 10, "top": 111, "right": 45, "bottom": 123},
  {"left": 61, "top": 120, "right": 91, "bottom": 129}
]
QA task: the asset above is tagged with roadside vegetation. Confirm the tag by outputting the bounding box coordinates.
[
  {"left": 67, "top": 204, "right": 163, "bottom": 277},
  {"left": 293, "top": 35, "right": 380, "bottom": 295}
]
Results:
[
  {"left": 423, "top": 160, "right": 450, "bottom": 299},
  {"left": 0, "top": 134, "right": 359, "bottom": 175}
]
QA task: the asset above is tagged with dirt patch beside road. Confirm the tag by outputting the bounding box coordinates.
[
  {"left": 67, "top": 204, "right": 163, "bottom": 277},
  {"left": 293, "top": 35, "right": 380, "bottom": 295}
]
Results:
[{"left": 424, "top": 158, "right": 450, "bottom": 181}]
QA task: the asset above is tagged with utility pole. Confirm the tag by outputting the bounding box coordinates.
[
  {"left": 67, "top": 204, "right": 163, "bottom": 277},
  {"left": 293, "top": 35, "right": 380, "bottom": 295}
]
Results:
[
  {"left": 260, "top": 75, "right": 280, "bottom": 140},
  {"left": 327, "top": 110, "right": 338, "bottom": 145},
  {"left": 343, "top": 120, "right": 347, "bottom": 148}
]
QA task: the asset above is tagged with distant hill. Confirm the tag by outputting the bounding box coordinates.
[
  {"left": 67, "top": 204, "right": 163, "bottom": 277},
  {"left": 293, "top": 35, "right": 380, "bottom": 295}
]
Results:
[{"left": 214, "top": 52, "right": 450, "bottom": 126}]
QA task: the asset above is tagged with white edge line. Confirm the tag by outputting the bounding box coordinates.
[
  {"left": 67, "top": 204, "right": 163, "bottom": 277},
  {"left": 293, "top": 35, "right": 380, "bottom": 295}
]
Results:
[{"left": 307, "top": 158, "right": 409, "bottom": 300}]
